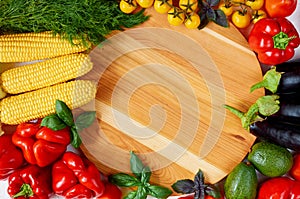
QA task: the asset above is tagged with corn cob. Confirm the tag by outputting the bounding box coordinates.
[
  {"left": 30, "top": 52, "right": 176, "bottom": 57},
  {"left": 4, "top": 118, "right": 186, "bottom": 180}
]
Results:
[
  {"left": 0, "top": 80, "right": 97, "bottom": 125},
  {"left": 0, "top": 31, "right": 90, "bottom": 62},
  {"left": 1, "top": 53, "right": 93, "bottom": 94}
]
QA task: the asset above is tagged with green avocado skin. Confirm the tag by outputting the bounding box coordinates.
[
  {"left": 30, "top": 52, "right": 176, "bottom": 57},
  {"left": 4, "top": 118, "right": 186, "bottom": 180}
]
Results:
[
  {"left": 224, "top": 162, "right": 258, "bottom": 199},
  {"left": 247, "top": 141, "right": 293, "bottom": 177}
]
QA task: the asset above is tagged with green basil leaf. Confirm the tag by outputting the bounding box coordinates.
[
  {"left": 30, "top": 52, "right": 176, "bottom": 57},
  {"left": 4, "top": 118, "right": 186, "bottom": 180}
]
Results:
[
  {"left": 75, "top": 111, "right": 96, "bottom": 131},
  {"left": 213, "top": 9, "right": 229, "bottom": 27},
  {"left": 171, "top": 179, "right": 195, "bottom": 194},
  {"left": 141, "top": 166, "right": 151, "bottom": 185},
  {"left": 41, "top": 114, "right": 67, "bottom": 130},
  {"left": 55, "top": 100, "right": 74, "bottom": 127},
  {"left": 124, "top": 191, "right": 137, "bottom": 199},
  {"left": 70, "top": 126, "right": 82, "bottom": 148},
  {"left": 147, "top": 185, "right": 172, "bottom": 199},
  {"left": 130, "top": 151, "right": 145, "bottom": 179},
  {"left": 109, "top": 173, "right": 141, "bottom": 187},
  {"left": 136, "top": 186, "right": 148, "bottom": 199}
]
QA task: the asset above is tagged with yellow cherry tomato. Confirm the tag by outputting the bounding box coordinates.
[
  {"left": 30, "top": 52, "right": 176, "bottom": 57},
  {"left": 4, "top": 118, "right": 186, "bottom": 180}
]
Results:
[
  {"left": 167, "top": 7, "right": 185, "bottom": 26},
  {"left": 231, "top": 10, "right": 251, "bottom": 28},
  {"left": 218, "top": 3, "right": 233, "bottom": 16},
  {"left": 136, "top": 0, "right": 154, "bottom": 8},
  {"left": 184, "top": 13, "right": 201, "bottom": 29},
  {"left": 252, "top": 9, "right": 267, "bottom": 23},
  {"left": 119, "top": 0, "right": 137, "bottom": 14},
  {"left": 179, "top": 0, "right": 198, "bottom": 13},
  {"left": 245, "top": 0, "right": 264, "bottom": 10},
  {"left": 154, "top": 0, "right": 173, "bottom": 14}
]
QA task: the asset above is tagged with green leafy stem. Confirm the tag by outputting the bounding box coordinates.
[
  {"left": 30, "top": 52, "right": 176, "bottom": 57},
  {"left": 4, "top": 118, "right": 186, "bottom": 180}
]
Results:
[{"left": 109, "top": 151, "right": 172, "bottom": 199}]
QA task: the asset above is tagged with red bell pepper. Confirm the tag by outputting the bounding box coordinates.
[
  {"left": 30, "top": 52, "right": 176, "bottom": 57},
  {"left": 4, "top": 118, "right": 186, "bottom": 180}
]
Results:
[
  {"left": 12, "top": 121, "right": 71, "bottom": 167},
  {"left": 248, "top": 17, "right": 300, "bottom": 65},
  {"left": 7, "top": 165, "right": 52, "bottom": 199},
  {"left": 257, "top": 177, "right": 300, "bottom": 199},
  {"left": 52, "top": 151, "right": 105, "bottom": 198},
  {"left": 291, "top": 154, "right": 300, "bottom": 181},
  {"left": 0, "top": 134, "right": 25, "bottom": 179}
]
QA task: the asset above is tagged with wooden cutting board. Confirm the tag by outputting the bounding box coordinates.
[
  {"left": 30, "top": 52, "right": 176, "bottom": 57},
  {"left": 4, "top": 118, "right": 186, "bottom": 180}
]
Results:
[{"left": 80, "top": 8, "right": 264, "bottom": 190}]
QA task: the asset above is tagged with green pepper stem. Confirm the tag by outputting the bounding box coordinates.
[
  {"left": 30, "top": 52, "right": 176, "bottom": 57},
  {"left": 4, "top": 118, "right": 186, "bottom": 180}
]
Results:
[
  {"left": 13, "top": 184, "right": 34, "bottom": 198},
  {"left": 273, "top": 31, "right": 297, "bottom": 50}
]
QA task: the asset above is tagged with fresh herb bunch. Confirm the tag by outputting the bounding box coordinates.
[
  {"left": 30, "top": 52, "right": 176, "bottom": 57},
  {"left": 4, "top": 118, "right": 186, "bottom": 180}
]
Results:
[
  {"left": 172, "top": 170, "right": 221, "bottom": 199},
  {"left": 0, "top": 0, "right": 149, "bottom": 46},
  {"left": 109, "top": 151, "right": 172, "bottom": 199},
  {"left": 198, "top": 0, "right": 229, "bottom": 29}
]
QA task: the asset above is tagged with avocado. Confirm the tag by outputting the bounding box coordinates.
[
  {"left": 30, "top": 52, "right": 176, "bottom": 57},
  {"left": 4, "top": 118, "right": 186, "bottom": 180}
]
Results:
[
  {"left": 248, "top": 141, "right": 293, "bottom": 177},
  {"left": 224, "top": 162, "right": 258, "bottom": 199}
]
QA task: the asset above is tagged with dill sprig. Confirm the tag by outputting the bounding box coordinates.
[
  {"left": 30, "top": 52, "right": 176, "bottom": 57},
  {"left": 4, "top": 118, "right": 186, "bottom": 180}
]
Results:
[{"left": 0, "top": 0, "right": 149, "bottom": 46}]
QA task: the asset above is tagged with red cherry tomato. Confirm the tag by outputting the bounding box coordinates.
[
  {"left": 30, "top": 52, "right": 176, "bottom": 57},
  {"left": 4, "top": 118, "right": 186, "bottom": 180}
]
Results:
[{"left": 97, "top": 183, "right": 122, "bottom": 199}]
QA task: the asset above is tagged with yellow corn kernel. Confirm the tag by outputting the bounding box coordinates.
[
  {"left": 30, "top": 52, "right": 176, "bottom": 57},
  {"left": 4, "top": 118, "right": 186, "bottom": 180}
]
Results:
[
  {"left": 1, "top": 53, "right": 93, "bottom": 94},
  {"left": 0, "top": 80, "right": 97, "bottom": 125},
  {"left": 0, "top": 31, "right": 90, "bottom": 62}
]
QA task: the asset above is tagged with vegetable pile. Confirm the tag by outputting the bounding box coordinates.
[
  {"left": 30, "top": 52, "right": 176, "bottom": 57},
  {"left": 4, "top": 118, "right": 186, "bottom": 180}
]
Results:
[
  {"left": 221, "top": 60, "right": 300, "bottom": 199},
  {"left": 0, "top": 0, "right": 300, "bottom": 199},
  {"left": 0, "top": 100, "right": 123, "bottom": 199}
]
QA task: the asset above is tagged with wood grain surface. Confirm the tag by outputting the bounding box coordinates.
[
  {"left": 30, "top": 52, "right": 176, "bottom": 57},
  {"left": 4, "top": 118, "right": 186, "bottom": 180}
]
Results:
[{"left": 80, "top": 8, "right": 264, "bottom": 191}]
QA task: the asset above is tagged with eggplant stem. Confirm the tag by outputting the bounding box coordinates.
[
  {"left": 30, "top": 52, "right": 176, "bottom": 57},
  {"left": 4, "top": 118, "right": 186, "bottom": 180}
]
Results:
[
  {"left": 250, "top": 68, "right": 282, "bottom": 94},
  {"left": 223, "top": 104, "right": 244, "bottom": 119}
]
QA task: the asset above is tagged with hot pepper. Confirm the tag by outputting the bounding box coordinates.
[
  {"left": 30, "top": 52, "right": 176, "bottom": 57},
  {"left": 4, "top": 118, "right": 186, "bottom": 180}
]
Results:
[
  {"left": 7, "top": 165, "right": 52, "bottom": 199},
  {"left": 52, "top": 151, "right": 105, "bottom": 198},
  {"left": 248, "top": 17, "right": 300, "bottom": 65},
  {"left": 257, "top": 177, "right": 300, "bottom": 199},
  {"left": 291, "top": 153, "right": 300, "bottom": 181},
  {"left": 12, "top": 121, "right": 71, "bottom": 167},
  {"left": 0, "top": 134, "right": 25, "bottom": 179}
]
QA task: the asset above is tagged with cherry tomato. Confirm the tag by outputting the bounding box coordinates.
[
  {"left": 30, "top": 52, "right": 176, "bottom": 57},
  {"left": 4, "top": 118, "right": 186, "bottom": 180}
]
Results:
[
  {"left": 136, "top": 0, "right": 154, "bottom": 8},
  {"left": 154, "top": 0, "right": 173, "bottom": 14},
  {"left": 231, "top": 10, "right": 251, "bottom": 29},
  {"left": 97, "top": 183, "right": 122, "bottom": 199},
  {"left": 119, "top": 0, "right": 137, "bottom": 14},
  {"left": 185, "top": 13, "right": 201, "bottom": 29},
  {"left": 265, "top": 0, "right": 297, "bottom": 17},
  {"left": 218, "top": 3, "right": 233, "bottom": 16},
  {"left": 179, "top": 0, "right": 198, "bottom": 13},
  {"left": 252, "top": 9, "right": 266, "bottom": 24},
  {"left": 245, "top": 0, "right": 264, "bottom": 10},
  {"left": 168, "top": 7, "right": 185, "bottom": 26}
]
